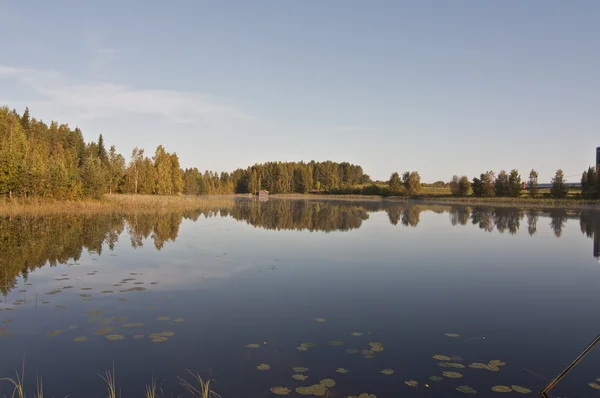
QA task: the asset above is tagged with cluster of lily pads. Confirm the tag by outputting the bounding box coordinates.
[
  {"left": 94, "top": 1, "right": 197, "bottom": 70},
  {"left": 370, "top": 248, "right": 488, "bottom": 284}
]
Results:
[
  {"left": 270, "top": 377, "right": 336, "bottom": 396},
  {"left": 243, "top": 326, "right": 542, "bottom": 397},
  {"left": 589, "top": 378, "right": 600, "bottom": 390}
]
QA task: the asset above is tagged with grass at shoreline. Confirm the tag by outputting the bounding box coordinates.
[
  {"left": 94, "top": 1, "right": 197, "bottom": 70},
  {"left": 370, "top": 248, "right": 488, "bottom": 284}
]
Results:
[
  {"left": 2, "top": 191, "right": 600, "bottom": 216},
  {"left": 0, "top": 194, "right": 235, "bottom": 216}
]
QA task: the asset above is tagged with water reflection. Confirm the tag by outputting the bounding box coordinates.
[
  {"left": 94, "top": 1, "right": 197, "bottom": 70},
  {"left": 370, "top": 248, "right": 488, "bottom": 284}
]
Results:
[{"left": 2, "top": 199, "right": 600, "bottom": 295}]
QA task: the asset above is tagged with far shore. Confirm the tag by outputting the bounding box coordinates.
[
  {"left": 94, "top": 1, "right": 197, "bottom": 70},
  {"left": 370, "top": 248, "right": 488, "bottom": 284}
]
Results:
[{"left": 2, "top": 192, "right": 600, "bottom": 216}]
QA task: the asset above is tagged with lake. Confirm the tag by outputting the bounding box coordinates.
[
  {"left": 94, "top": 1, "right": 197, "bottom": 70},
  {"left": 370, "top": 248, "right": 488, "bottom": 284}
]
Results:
[{"left": 1, "top": 198, "right": 600, "bottom": 397}]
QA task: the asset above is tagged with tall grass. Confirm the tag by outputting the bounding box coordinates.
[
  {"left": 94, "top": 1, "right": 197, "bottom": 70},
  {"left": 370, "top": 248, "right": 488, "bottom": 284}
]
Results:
[
  {"left": 145, "top": 377, "right": 157, "bottom": 398},
  {"left": 98, "top": 364, "right": 118, "bottom": 398},
  {"left": 0, "top": 360, "right": 26, "bottom": 398},
  {"left": 0, "top": 194, "right": 235, "bottom": 216},
  {"left": 179, "top": 371, "right": 219, "bottom": 398}
]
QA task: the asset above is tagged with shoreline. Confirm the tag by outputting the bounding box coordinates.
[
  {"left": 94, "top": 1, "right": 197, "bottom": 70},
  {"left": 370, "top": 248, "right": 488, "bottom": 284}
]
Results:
[{"left": 2, "top": 193, "right": 600, "bottom": 216}]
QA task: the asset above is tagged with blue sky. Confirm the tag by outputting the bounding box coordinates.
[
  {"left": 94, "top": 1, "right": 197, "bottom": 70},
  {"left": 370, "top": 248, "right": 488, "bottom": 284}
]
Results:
[{"left": 0, "top": 0, "right": 599, "bottom": 182}]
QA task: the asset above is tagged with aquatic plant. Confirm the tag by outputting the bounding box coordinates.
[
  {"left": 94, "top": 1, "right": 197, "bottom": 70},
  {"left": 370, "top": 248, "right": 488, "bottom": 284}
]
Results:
[
  {"left": 438, "top": 362, "right": 465, "bottom": 368},
  {"left": 368, "top": 342, "right": 384, "bottom": 352},
  {"left": 442, "top": 371, "right": 463, "bottom": 378},
  {"left": 350, "top": 332, "right": 362, "bottom": 337},
  {"left": 348, "top": 394, "right": 376, "bottom": 398},
  {"left": 270, "top": 386, "right": 291, "bottom": 395},
  {"left": 405, "top": 380, "right": 418, "bottom": 387},
  {"left": 589, "top": 382, "right": 600, "bottom": 390},
  {"left": 293, "top": 367, "right": 309, "bottom": 373},
  {"left": 380, "top": 369, "right": 394, "bottom": 375},
  {"left": 336, "top": 368, "right": 349, "bottom": 374},
  {"left": 174, "top": 318, "right": 185, "bottom": 323},
  {"left": 94, "top": 327, "right": 114, "bottom": 335},
  {"left": 345, "top": 349, "right": 359, "bottom": 354},
  {"left": 246, "top": 343, "right": 260, "bottom": 348},
  {"left": 313, "top": 318, "right": 327, "bottom": 323},
  {"left": 133, "top": 334, "right": 145, "bottom": 339},
  {"left": 432, "top": 354, "right": 451, "bottom": 361},
  {"left": 98, "top": 365, "right": 117, "bottom": 398},
  {"left": 0, "top": 360, "right": 26, "bottom": 398},
  {"left": 511, "top": 385, "right": 532, "bottom": 394},
  {"left": 145, "top": 377, "right": 157, "bottom": 398},
  {"left": 456, "top": 385, "right": 477, "bottom": 394},
  {"left": 122, "top": 323, "right": 144, "bottom": 327},
  {"left": 105, "top": 334, "right": 125, "bottom": 341},
  {"left": 178, "top": 371, "right": 219, "bottom": 398},
  {"left": 445, "top": 333, "right": 460, "bottom": 337},
  {"left": 257, "top": 364, "right": 271, "bottom": 371},
  {"left": 74, "top": 336, "right": 87, "bottom": 342},
  {"left": 46, "top": 330, "right": 64, "bottom": 337},
  {"left": 429, "top": 376, "right": 442, "bottom": 381},
  {"left": 156, "top": 316, "right": 170, "bottom": 321},
  {"left": 492, "top": 385, "right": 513, "bottom": 392},
  {"left": 292, "top": 374, "right": 308, "bottom": 381}
]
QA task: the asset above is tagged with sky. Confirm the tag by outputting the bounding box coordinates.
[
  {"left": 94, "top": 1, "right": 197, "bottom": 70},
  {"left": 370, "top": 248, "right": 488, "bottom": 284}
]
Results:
[{"left": 0, "top": 0, "right": 599, "bottom": 183}]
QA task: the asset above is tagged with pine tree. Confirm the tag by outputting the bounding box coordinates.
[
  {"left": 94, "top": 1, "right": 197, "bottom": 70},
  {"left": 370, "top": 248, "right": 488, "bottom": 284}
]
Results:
[{"left": 550, "top": 169, "right": 569, "bottom": 199}]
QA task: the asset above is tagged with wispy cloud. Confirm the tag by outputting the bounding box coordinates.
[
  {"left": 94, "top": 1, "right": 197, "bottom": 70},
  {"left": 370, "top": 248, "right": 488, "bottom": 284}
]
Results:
[{"left": 0, "top": 65, "right": 256, "bottom": 126}]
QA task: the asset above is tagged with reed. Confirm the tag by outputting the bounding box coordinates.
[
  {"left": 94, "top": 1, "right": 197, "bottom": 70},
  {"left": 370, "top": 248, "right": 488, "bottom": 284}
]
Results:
[
  {"left": 98, "top": 364, "right": 117, "bottom": 398},
  {"left": 0, "top": 360, "right": 26, "bottom": 398},
  {"left": 179, "top": 371, "right": 219, "bottom": 398},
  {"left": 0, "top": 194, "right": 235, "bottom": 216}
]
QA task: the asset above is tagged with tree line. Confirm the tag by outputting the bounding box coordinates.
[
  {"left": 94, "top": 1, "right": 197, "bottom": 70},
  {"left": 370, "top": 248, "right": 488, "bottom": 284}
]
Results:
[{"left": 0, "top": 106, "right": 375, "bottom": 198}]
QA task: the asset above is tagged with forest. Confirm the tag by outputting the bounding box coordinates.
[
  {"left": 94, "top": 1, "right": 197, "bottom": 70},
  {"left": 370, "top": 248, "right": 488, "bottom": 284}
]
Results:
[{"left": 0, "top": 106, "right": 594, "bottom": 200}]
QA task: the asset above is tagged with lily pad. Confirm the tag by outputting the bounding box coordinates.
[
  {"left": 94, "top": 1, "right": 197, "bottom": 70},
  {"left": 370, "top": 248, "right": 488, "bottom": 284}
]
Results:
[
  {"left": 133, "top": 334, "right": 145, "bottom": 339},
  {"left": 445, "top": 333, "right": 460, "bottom": 337},
  {"left": 319, "top": 379, "right": 336, "bottom": 388},
  {"left": 489, "top": 360, "right": 506, "bottom": 366},
  {"left": 492, "top": 386, "right": 513, "bottom": 393},
  {"left": 296, "top": 385, "right": 327, "bottom": 396},
  {"left": 94, "top": 327, "right": 114, "bottom": 335},
  {"left": 380, "top": 369, "right": 394, "bottom": 375},
  {"left": 116, "top": 317, "right": 128, "bottom": 321},
  {"left": 156, "top": 316, "right": 170, "bottom": 321},
  {"left": 117, "top": 297, "right": 127, "bottom": 301},
  {"left": 74, "top": 336, "right": 87, "bottom": 342},
  {"left": 369, "top": 342, "right": 384, "bottom": 352},
  {"left": 442, "top": 371, "right": 463, "bottom": 379},
  {"left": 46, "top": 330, "right": 64, "bottom": 337},
  {"left": 456, "top": 386, "right": 477, "bottom": 394},
  {"left": 589, "top": 383, "right": 600, "bottom": 390},
  {"left": 100, "top": 290, "right": 114, "bottom": 294},
  {"left": 345, "top": 349, "right": 359, "bottom": 354},
  {"left": 99, "top": 317, "right": 116, "bottom": 324},
  {"left": 511, "top": 386, "right": 532, "bottom": 394},
  {"left": 336, "top": 368, "right": 349, "bottom": 374},
  {"left": 270, "top": 386, "right": 291, "bottom": 395},
  {"left": 151, "top": 337, "right": 168, "bottom": 343},
  {"left": 292, "top": 374, "right": 308, "bottom": 381},
  {"left": 328, "top": 341, "right": 344, "bottom": 346},
  {"left": 257, "top": 363, "right": 271, "bottom": 371},
  {"left": 350, "top": 332, "right": 362, "bottom": 337},
  {"left": 54, "top": 305, "right": 66, "bottom": 309},
  {"left": 293, "top": 367, "right": 309, "bottom": 373},
  {"left": 439, "top": 362, "right": 465, "bottom": 369},
  {"left": 314, "top": 318, "right": 327, "bottom": 323},
  {"left": 174, "top": 318, "right": 185, "bottom": 323},
  {"left": 433, "top": 354, "right": 451, "bottom": 361},
  {"left": 105, "top": 334, "right": 125, "bottom": 341},
  {"left": 297, "top": 342, "right": 316, "bottom": 351},
  {"left": 429, "top": 376, "right": 443, "bottom": 382},
  {"left": 469, "top": 363, "right": 500, "bottom": 372},
  {"left": 122, "top": 323, "right": 144, "bottom": 327},
  {"left": 69, "top": 325, "right": 78, "bottom": 329},
  {"left": 247, "top": 343, "right": 260, "bottom": 349},
  {"left": 405, "top": 380, "right": 418, "bottom": 388}
]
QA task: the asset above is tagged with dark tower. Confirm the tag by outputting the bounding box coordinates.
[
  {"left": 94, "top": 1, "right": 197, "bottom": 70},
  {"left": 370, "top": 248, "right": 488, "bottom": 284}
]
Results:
[{"left": 596, "top": 147, "right": 600, "bottom": 168}]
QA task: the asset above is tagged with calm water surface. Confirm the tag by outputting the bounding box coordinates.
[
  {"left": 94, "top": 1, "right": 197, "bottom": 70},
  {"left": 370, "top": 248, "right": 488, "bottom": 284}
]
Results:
[{"left": 1, "top": 199, "right": 600, "bottom": 397}]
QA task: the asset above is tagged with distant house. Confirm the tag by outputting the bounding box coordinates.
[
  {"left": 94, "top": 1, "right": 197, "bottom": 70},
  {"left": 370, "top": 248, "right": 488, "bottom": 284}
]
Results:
[{"left": 258, "top": 190, "right": 269, "bottom": 197}]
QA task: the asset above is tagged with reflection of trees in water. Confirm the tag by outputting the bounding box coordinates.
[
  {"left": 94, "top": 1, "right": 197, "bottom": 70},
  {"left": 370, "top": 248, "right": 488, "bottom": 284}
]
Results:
[
  {"left": 3, "top": 200, "right": 600, "bottom": 295},
  {"left": 527, "top": 211, "right": 539, "bottom": 236},
  {"left": 225, "top": 200, "right": 370, "bottom": 232},
  {"left": 548, "top": 209, "right": 568, "bottom": 238}
]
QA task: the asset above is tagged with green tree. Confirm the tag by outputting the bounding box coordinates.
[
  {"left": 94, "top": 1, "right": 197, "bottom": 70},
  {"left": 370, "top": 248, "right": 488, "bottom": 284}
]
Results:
[
  {"left": 528, "top": 169, "right": 539, "bottom": 198},
  {"left": 449, "top": 175, "right": 460, "bottom": 196},
  {"left": 403, "top": 171, "right": 422, "bottom": 195},
  {"left": 170, "top": 153, "right": 183, "bottom": 194},
  {"left": 389, "top": 172, "right": 402, "bottom": 193},
  {"left": 153, "top": 145, "right": 173, "bottom": 195},
  {"left": 80, "top": 156, "right": 106, "bottom": 198},
  {"left": 507, "top": 169, "right": 522, "bottom": 197},
  {"left": 458, "top": 176, "right": 472, "bottom": 196},
  {"left": 107, "top": 145, "right": 125, "bottom": 194},
  {"left": 494, "top": 170, "right": 509, "bottom": 197},
  {"left": 97, "top": 134, "right": 108, "bottom": 164},
  {"left": 550, "top": 169, "right": 569, "bottom": 199}
]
